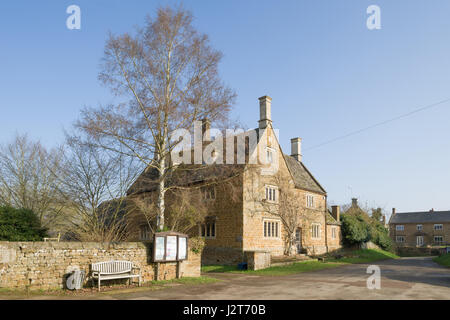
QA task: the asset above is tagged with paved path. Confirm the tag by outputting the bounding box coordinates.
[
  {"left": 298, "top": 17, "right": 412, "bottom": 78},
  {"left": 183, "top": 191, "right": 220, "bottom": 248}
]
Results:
[{"left": 7, "top": 257, "right": 450, "bottom": 300}]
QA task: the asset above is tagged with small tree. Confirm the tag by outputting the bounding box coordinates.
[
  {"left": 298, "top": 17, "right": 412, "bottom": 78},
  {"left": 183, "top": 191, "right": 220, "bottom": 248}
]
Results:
[
  {"left": 341, "top": 214, "right": 370, "bottom": 246},
  {"left": 0, "top": 206, "right": 47, "bottom": 241}
]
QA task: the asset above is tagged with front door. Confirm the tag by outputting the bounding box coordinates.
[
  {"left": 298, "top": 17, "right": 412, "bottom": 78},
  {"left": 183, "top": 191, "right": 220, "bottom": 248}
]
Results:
[
  {"left": 416, "top": 236, "right": 424, "bottom": 247},
  {"left": 295, "top": 228, "right": 302, "bottom": 254}
]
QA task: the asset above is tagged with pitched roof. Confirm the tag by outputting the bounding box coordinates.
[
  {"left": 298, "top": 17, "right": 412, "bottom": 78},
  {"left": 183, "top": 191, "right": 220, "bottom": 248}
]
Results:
[
  {"left": 390, "top": 211, "right": 450, "bottom": 224},
  {"left": 326, "top": 210, "right": 341, "bottom": 225},
  {"left": 283, "top": 154, "right": 326, "bottom": 195}
]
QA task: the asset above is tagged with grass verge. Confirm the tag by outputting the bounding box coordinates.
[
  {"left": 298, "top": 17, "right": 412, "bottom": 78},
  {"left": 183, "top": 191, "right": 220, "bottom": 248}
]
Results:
[
  {"left": 202, "top": 249, "right": 399, "bottom": 276},
  {"left": 433, "top": 253, "right": 450, "bottom": 267}
]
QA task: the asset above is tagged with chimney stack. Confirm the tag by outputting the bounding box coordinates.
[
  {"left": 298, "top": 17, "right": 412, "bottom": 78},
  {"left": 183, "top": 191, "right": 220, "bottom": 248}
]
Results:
[
  {"left": 392, "top": 208, "right": 396, "bottom": 216},
  {"left": 258, "top": 96, "right": 272, "bottom": 129},
  {"left": 331, "top": 205, "right": 341, "bottom": 222},
  {"left": 290, "top": 138, "right": 302, "bottom": 162},
  {"left": 202, "top": 118, "right": 211, "bottom": 142},
  {"left": 351, "top": 198, "right": 358, "bottom": 207},
  {"left": 430, "top": 208, "right": 434, "bottom": 213}
]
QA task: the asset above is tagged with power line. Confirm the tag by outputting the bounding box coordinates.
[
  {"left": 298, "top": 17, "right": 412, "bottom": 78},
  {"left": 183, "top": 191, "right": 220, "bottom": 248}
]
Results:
[{"left": 305, "top": 97, "right": 450, "bottom": 151}]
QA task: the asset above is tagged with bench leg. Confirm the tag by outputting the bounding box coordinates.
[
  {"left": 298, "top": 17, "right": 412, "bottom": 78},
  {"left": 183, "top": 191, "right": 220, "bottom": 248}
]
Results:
[{"left": 98, "top": 276, "right": 101, "bottom": 291}]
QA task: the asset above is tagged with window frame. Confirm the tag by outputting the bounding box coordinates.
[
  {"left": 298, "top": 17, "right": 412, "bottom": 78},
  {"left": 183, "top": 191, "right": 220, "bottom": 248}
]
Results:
[
  {"left": 265, "top": 185, "right": 278, "bottom": 203},
  {"left": 139, "top": 224, "right": 151, "bottom": 241},
  {"left": 396, "top": 235, "right": 405, "bottom": 243},
  {"left": 306, "top": 194, "right": 315, "bottom": 208},
  {"left": 416, "top": 224, "right": 423, "bottom": 231},
  {"left": 311, "top": 223, "right": 321, "bottom": 239},
  {"left": 331, "top": 227, "right": 337, "bottom": 239},
  {"left": 396, "top": 225, "right": 404, "bottom": 231},
  {"left": 434, "top": 224, "right": 443, "bottom": 231},
  {"left": 434, "top": 236, "right": 443, "bottom": 244},
  {"left": 200, "top": 221, "right": 216, "bottom": 239},
  {"left": 263, "top": 219, "right": 280, "bottom": 239}
]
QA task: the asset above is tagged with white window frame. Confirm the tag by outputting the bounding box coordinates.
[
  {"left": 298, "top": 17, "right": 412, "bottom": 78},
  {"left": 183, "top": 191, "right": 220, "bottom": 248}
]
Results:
[
  {"left": 416, "top": 236, "right": 424, "bottom": 246},
  {"left": 396, "top": 225, "right": 404, "bottom": 231},
  {"left": 434, "top": 224, "right": 443, "bottom": 231},
  {"left": 396, "top": 236, "right": 405, "bottom": 243},
  {"left": 416, "top": 224, "right": 423, "bottom": 231},
  {"left": 434, "top": 236, "right": 443, "bottom": 244},
  {"left": 266, "top": 147, "right": 275, "bottom": 164},
  {"left": 331, "top": 227, "right": 337, "bottom": 239},
  {"left": 311, "top": 223, "right": 321, "bottom": 239},
  {"left": 306, "top": 194, "right": 315, "bottom": 208},
  {"left": 263, "top": 219, "right": 280, "bottom": 239},
  {"left": 265, "top": 185, "right": 278, "bottom": 203}
]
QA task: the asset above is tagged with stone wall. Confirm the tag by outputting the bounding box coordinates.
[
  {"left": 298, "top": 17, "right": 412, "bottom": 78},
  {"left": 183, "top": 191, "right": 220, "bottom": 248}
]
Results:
[
  {"left": 244, "top": 250, "right": 271, "bottom": 270},
  {"left": 201, "top": 246, "right": 244, "bottom": 265},
  {"left": 0, "top": 240, "right": 201, "bottom": 290}
]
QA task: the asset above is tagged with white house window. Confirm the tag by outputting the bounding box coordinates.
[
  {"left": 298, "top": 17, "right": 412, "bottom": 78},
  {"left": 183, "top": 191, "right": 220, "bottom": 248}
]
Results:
[
  {"left": 202, "top": 186, "right": 216, "bottom": 200},
  {"left": 434, "top": 236, "right": 443, "bottom": 244},
  {"left": 396, "top": 236, "right": 405, "bottom": 243},
  {"left": 417, "top": 224, "right": 423, "bottom": 231},
  {"left": 139, "top": 225, "right": 151, "bottom": 240},
  {"left": 306, "top": 195, "right": 315, "bottom": 208},
  {"left": 200, "top": 221, "right": 216, "bottom": 239},
  {"left": 266, "top": 148, "right": 275, "bottom": 164},
  {"left": 396, "top": 225, "right": 404, "bottom": 231},
  {"left": 434, "top": 224, "right": 443, "bottom": 231},
  {"left": 263, "top": 220, "right": 280, "bottom": 238},
  {"left": 265, "top": 185, "right": 277, "bottom": 203},
  {"left": 311, "top": 223, "right": 321, "bottom": 239},
  {"left": 331, "top": 227, "right": 337, "bottom": 239}
]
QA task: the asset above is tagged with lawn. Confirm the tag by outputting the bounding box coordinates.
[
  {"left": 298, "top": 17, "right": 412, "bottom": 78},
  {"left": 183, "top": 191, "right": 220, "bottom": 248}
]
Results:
[
  {"left": 202, "top": 249, "right": 399, "bottom": 276},
  {"left": 433, "top": 253, "right": 450, "bottom": 267}
]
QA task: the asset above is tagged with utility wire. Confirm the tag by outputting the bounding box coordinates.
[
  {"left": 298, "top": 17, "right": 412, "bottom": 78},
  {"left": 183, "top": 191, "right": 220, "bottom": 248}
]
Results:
[{"left": 305, "top": 97, "right": 450, "bottom": 151}]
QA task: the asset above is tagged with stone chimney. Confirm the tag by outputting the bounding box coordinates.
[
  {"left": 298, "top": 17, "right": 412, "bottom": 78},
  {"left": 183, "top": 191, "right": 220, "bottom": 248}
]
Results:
[
  {"left": 290, "top": 138, "right": 302, "bottom": 162},
  {"left": 382, "top": 215, "right": 386, "bottom": 225},
  {"left": 331, "top": 205, "right": 340, "bottom": 222},
  {"left": 392, "top": 208, "right": 396, "bottom": 216},
  {"left": 258, "top": 96, "right": 272, "bottom": 129},
  {"left": 202, "top": 118, "right": 211, "bottom": 142},
  {"left": 351, "top": 198, "right": 358, "bottom": 208},
  {"left": 430, "top": 208, "right": 434, "bottom": 213}
]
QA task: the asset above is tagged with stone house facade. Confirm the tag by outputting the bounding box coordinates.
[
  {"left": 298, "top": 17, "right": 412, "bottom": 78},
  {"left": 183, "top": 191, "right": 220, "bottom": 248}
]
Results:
[
  {"left": 127, "top": 96, "right": 342, "bottom": 264},
  {"left": 389, "top": 209, "right": 450, "bottom": 247}
]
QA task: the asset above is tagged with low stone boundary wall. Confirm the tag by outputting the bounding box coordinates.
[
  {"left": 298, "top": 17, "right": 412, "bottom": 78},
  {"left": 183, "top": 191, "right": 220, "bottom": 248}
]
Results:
[
  {"left": 0, "top": 241, "right": 201, "bottom": 290},
  {"left": 244, "top": 250, "right": 271, "bottom": 270}
]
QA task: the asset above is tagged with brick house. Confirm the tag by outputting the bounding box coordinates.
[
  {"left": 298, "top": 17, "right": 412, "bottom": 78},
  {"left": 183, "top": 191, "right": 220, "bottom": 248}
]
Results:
[
  {"left": 389, "top": 208, "right": 450, "bottom": 247},
  {"left": 126, "top": 96, "right": 342, "bottom": 264}
]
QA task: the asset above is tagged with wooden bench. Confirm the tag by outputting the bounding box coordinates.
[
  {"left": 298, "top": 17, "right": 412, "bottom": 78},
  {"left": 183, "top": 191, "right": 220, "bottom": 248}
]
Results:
[{"left": 91, "top": 261, "right": 142, "bottom": 290}]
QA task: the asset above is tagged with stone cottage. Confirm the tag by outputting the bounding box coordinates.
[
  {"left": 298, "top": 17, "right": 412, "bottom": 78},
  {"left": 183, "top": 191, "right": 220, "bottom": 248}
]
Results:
[
  {"left": 126, "top": 96, "right": 342, "bottom": 264},
  {"left": 389, "top": 208, "right": 450, "bottom": 247}
]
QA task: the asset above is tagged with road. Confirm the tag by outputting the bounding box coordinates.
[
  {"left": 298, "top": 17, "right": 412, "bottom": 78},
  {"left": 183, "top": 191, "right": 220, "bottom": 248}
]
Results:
[{"left": 109, "top": 256, "right": 450, "bottom": 300}]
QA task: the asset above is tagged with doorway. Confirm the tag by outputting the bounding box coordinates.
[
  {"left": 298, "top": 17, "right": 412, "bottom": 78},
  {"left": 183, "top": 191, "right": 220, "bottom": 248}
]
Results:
[
  {"left": 295, "top": 228, "right": 302, "bottom": 254},
  {"left": 416, "top": 236, "right": 424, "bottom": 247}
]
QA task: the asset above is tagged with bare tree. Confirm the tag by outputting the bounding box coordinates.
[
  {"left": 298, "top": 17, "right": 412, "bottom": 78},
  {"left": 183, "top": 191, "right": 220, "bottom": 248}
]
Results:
[
  {"left": 76, "top": 6, "right": 236, "bottom": 230},
  {"left": 59, "top": 137, "right": 140, "bottom": 242},
  {"left": 246, "top": 167, "right": 317, "bottom": 256},
  {"left": 0, "top": 134, "right": 67, "bottom": 230}
]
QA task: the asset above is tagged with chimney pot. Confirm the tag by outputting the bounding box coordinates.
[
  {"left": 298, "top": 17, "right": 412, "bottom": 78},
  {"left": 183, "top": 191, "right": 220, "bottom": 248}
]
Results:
[
  {"left": 258, "top": 96, "right": 272, "bottom": 129},
  {"left": 331, "top": 205, "right": 340, "bottom": 222},
  {"left": 392, "top": 208, "right": 396, "bottom": 215},
  {"left": 290, "top": 137, "right": 302, "bottom": 162},
  {"left": 351, "top": 198, "right": 358, "bottom": 207}
]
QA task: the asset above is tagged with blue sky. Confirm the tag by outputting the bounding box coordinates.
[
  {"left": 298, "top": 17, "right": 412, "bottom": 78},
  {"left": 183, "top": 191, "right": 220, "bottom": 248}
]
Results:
[{"left": 1, "top": 1, "right": 450, "bottom": 215}]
